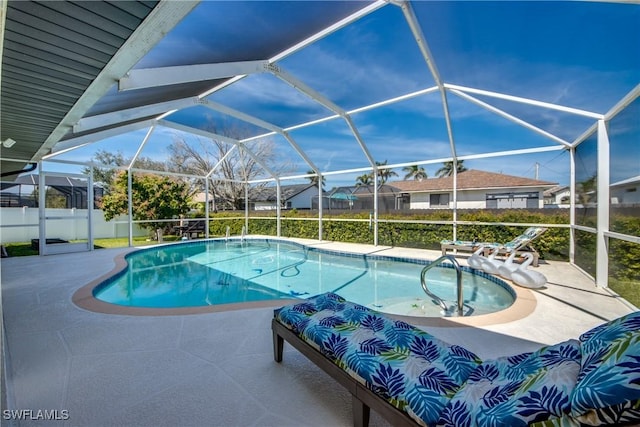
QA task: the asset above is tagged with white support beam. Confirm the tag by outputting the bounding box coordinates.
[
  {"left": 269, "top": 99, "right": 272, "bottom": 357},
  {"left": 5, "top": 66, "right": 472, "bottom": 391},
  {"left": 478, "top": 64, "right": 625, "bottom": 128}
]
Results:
[
  {"left": 373, "top": 174, "right": 379, "bottom": 246},
  {"left": 199, "top": 75, "right": 248, "bottom": 99},
  {"left": 572, "top": 122, "right": 598, "bottom": 148},
  {"left": 445, "top": 83, "right": 605, "bottom": 119},
  {"left": 267, "top": 64, "right": 345, "bottom": 114},
  {"left": 33, "top": 1, "right": 200, "bottom": 160},
  {"left": 241, "top": 85, "right": 440, "bottom": 144},
  {"left": 596, "top": 120, "right": 610, "bottom": 287},
  {"left": 349, "top": 86, "right": 439, "bottom": 115},
  {"left": 48, "top": 119, "right": 157, "bottom": 155},
  {"left": 269, "top": 1, "right": 387, "bottom": 63},
  {"left": 242, "top": 113, "right": 341, "bottom": 143},
  {"left": 268, "top": 64, "right": 377, "bottom": 167},
  {"left": 197, "top": 1, "right": 387, "bottom": 100},
  {"left": 204, "top": 179, "right": 210, "bottom": 237},
  {"left": 343, "top": 115, "right": 377, "bottom": 167},
  {"left": 241, "top": 85, "right": 439, "bottom": 144},
  {"left": 452, "top": 166, "right": 458, "bottom": 240},
  {"left": 397, "top": 1, "right": 443, "bottom": 88},
  {"left": 118, "top": 60, "right": 268, "bottom": 91},
  {"left": 128, "top": 126, "right": 156, "bottom": 169},
  {"left": 42, "top": 158, "right": 211, "bottom": 181},
  {"left": 375, "top": 146, "right": 562, "bottom": 177},
  {"left": 127, "top": 166, "right": 133, "bottom": 247},
  {"left": 281, "top": 132, "right": 321, "bottom": 174},
  {"left": 200, "top": 99, "right": 280, "bottom": 133},
  {"left": 238, "top": 144, "right": 277, "bottom": 178},
  {"left": 158, "top": 119, "right": 277, "bottom": 179},
  {"left": 129, "top": 167, "right": 204, "bottom": 180},
  {"left": 383, "top": 157, "right": 455, "bottom": 170},
  {"left": 200, "top": 98, "right": 321, "bottom": 173},
  {"left": 449, "top": 89, "right": 572, "bottom": 148},
  {"left": 321, "top": 166, "right": 373, "bottom": 176},
  {"left": 456, "top": 145, "right": 565, "bottom": 161},
  {"left": 73, "top": 97, "right": 199, "bottom": 133},
  {"left": 318, "top": 176, "right": 323, "bottom": 241},
  {"left": 283, "top": 114, "right": 341, "bottom": 133},
  {"left": 604, "top": 231, "right": 640, "bottom": 245},
  {"left": 397, "top": 1, "right": 457, "bottom": 160},
  {"left": 604, "top": 83, "right": 640, "bottom": 121},
  {"left": 257, "top": 172, "right": 315, "bottom": 182},
  {"left": 247, "top": 177, "right": 277, "bottom": 184},
  {"left": 276, "top": 179, "right": 281, "bottom": 237},
  {"left": 569, "top": 147, "right": 576, "bottom": 264},
  {"left": 206, "top": 145, "right": 237, "bottom": 178},
  {"left": 157, "top": 119, "right": 239, "bottom": 146}
]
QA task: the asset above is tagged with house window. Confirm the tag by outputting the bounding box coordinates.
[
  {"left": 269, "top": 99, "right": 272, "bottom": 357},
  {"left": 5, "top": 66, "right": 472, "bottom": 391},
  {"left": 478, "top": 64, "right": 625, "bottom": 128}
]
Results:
[
  {"left": 486, "top": 192, "right": 539, "bottom": 209},
  {"left": 397, "top": 193, "right": 410, "bottom": 210},
  {"left": 430, "top": 193, "right": 449, "bottom": 207}
]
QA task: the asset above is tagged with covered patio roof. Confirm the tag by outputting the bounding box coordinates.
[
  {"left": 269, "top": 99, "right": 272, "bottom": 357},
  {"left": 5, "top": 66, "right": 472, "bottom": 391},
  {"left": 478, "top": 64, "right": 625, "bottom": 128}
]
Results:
[{"left": 1, "top": 1, "right": 638, "bottom": 182}]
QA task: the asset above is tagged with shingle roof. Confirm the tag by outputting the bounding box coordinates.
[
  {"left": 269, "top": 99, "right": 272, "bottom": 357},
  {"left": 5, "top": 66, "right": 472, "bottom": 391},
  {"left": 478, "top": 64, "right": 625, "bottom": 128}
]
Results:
[
  {"left": 329, "top": 185, "right": 399, "bottom": 196},
  {"left": 610, "top": 175, "right": 640, "bottom": 188},
  {"left": 249, "top": 183, "right": 316, "bottom": 202},
  {"left": 390, "top": 170, "right": 557, "bottom": 192},
  {"left": 543, "top": 185, "right": 569, "bottom": 197}
]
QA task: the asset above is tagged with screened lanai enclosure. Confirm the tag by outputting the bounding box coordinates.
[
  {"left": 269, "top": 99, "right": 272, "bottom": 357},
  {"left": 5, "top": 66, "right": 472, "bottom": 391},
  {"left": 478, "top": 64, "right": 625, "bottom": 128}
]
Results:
[{"left": 1, "top": 1, "right": 639, "bottom": 291}]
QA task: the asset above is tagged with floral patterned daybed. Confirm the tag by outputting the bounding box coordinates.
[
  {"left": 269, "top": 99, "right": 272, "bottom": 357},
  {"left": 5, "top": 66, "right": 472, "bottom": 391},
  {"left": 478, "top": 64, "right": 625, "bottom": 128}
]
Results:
[{"left": 272, "top": 292, "right": 640, "bottom": 427}]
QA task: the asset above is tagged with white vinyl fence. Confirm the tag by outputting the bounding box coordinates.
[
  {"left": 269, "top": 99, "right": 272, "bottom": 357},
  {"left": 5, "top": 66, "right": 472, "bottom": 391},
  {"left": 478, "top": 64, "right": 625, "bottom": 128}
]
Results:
[{"left": 0, "top": 207, "right": 146, "bottom": 244}]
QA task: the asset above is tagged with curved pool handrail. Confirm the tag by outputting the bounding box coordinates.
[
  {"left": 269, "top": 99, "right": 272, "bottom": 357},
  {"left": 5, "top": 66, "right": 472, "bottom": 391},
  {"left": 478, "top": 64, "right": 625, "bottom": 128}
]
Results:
[{"left": 420, "top": 255, "right": 464, "bottom": 316}]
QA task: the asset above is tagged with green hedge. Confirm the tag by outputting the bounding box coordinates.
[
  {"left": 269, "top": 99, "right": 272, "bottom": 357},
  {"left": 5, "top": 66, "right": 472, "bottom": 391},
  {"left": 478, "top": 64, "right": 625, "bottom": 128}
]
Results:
[
  {"left": 208, "top": 209, "right": 639, "bottom": 283},
  {"left": 212, "top": 209, "right": 571, "bottom": 259}
]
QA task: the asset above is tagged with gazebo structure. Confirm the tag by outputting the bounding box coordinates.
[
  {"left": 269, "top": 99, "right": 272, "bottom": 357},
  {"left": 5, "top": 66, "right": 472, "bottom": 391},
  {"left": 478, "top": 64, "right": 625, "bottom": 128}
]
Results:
[{"left": 1, "top": 0, "right": 638, "bottom": 290}]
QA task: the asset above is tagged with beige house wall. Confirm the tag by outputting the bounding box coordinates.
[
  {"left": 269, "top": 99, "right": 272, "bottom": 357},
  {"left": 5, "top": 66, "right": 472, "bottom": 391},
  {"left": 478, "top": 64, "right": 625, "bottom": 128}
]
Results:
[{"left": 408, "top": 187, "right": 546, "bottom": 210}]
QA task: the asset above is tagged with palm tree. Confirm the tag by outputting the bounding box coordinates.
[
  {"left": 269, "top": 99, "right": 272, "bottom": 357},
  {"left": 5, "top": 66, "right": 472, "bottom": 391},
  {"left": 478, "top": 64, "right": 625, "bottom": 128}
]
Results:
[
  {"left": 577, "top": 173, "right": 597, "bottom": 205},
  {"left": 435, "top": 160, "right": 467, "bottom": 178},
  {"left": 355, "top": 173, "right": 373, "bottom": 186},
  {"left": 402, "top": 165, "right": 427, "bottom": 181},
  {"left": 375, "top": 160, "right": 398, "bottom": 185},
  {"left": 306, "top": 170, "right": 325, "bottom": 189}
]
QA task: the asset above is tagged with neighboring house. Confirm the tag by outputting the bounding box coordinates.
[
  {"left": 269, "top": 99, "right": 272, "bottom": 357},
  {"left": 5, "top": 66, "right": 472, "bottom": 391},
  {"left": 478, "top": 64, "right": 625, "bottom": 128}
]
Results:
[
  {"left": 390, "top": 169, "right": 557, "bottom": 210},
  {"left": 543, "top": 185, "right": 571, "bottom": 208},
  {"left": 0, "top": 174, "right": 103, "bottom": 208},
  {"left": 248, "top": 183, "right": 319, "bottom": 210},
  {"left": 610, "top": 175, "right": 640, "bottom": 205},
  {"left": 320, "top": 185, "right": 399, "bottom": 212}
]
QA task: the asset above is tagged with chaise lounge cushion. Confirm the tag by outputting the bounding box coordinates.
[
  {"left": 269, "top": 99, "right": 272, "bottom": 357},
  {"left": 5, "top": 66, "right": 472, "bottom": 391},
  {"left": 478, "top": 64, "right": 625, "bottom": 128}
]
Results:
[
  {"left": 274, "top": 292, "right": 482, "bottom": 426},
  {"left": 570, "top": 310, "right": 640, "bottom": 425},
  {"left": 436, "top": 339, "right": 581, "bottom": 427}
]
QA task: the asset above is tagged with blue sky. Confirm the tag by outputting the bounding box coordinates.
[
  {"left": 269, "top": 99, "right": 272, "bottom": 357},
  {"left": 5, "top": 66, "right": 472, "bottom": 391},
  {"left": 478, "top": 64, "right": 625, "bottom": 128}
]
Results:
[{"left": 51, "top": 1, "right": 639, "bottom": 188}]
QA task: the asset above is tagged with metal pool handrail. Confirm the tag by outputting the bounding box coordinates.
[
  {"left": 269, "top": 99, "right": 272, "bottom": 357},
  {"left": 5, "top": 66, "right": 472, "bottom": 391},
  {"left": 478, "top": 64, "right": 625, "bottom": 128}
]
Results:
[{"left": 420, "top": 255, "right": 464, "bottom": 316}]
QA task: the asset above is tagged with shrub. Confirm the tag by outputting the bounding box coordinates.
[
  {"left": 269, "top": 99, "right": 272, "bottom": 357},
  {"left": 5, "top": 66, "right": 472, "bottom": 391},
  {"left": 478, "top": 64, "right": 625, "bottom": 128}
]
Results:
[{"left": 209, "top": 209, "right": 638, "bottom": 283}]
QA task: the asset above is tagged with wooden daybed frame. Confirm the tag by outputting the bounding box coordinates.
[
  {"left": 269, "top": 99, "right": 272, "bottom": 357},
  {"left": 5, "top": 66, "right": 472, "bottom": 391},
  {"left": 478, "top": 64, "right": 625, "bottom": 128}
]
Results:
[{"left": 272, "top": 318, "right": 419, "bottom": 427}]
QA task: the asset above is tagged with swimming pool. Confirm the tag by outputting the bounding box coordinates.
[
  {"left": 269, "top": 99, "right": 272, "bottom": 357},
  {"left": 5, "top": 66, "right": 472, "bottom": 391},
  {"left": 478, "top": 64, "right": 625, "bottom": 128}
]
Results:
[{"left": 92, "top": 239, "right": 516, "bottom": 317}]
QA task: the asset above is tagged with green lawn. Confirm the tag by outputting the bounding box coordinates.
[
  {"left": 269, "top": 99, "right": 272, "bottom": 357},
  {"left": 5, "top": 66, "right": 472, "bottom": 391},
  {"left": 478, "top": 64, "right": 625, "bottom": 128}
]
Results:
[
  {"left": 609, "top": 278, "right": 640, "bottom": 309},
  {"left": 3, "top": 235, "right": 182, "bottom": 257},
  {"left": 93, "top": 235, "right": 181, "bottom": 248}
]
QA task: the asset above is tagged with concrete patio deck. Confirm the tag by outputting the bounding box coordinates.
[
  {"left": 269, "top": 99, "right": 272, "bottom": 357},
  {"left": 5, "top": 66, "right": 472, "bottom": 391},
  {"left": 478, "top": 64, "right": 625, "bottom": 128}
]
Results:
[{"left": 1, "top": 238, "right": 635, "bottom": 426}]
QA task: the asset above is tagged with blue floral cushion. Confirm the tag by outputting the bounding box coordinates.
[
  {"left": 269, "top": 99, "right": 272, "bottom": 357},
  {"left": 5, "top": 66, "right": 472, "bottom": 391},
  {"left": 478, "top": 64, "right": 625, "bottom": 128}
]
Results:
[
  {"left": 436, "top": 339, "right": 581, "bottom": 427},
  {"left": 274, "top": 292, "right": 482, "bottom": 426},
  {"left": 570, "top": 311, "right": 640, "bottom": 425},
  {"left": 578, "top": 310, "right": 640, "bottom": 343}
]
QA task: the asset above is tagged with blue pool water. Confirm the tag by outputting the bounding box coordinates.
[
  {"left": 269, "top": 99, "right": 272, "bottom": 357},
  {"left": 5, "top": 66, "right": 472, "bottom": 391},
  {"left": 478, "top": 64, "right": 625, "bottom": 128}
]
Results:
[{"left": 94, "top": 239, "right": 515, "bottom": 317}]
